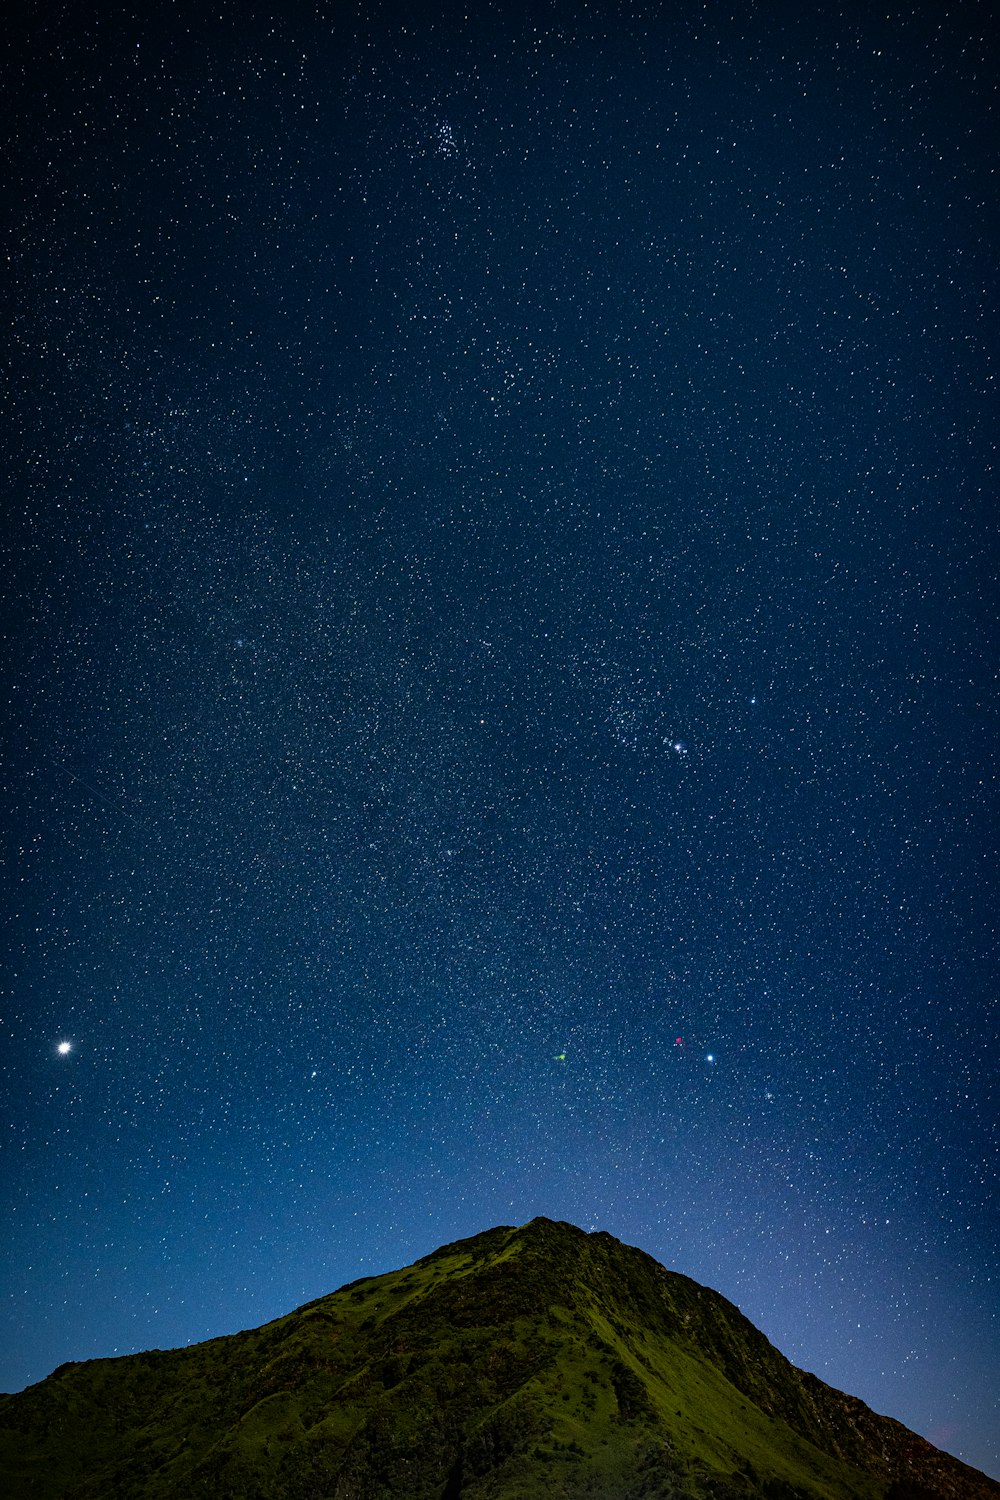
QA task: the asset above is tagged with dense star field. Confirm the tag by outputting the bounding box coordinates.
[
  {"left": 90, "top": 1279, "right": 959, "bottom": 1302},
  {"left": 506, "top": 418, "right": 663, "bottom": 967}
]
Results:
[{"left": 2, "top": 0, "right": 997, "bottom": 1480}]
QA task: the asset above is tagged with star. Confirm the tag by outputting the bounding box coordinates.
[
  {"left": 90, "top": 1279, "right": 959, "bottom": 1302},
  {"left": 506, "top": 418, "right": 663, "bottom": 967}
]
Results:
[{"left": 56, "top": 1041, "right": 73, "bottom": 1056}]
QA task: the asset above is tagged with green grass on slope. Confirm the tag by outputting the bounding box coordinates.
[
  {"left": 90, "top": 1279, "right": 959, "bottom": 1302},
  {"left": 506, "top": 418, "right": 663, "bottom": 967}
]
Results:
[{"left": 0, "top": 1219, "right": 991, "bottom": 1500}]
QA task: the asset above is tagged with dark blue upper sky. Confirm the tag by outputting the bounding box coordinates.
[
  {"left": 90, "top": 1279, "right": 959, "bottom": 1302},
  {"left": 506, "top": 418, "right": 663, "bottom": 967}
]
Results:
[{"left": 2, "top": 0, "right": 997, "bottom": 1478}]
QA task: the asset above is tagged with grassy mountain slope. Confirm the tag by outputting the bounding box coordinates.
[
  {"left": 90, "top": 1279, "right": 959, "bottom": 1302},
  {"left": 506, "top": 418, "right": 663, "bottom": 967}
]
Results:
[{"left": 1, "top": 1217, "right": 995, "bottom": 1500}]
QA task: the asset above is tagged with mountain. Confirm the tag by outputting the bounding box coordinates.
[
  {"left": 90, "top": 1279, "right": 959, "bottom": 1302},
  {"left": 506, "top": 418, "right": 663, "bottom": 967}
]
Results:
[{"left": 1, "top": 1217, "right": 995, "bottom": 1500}]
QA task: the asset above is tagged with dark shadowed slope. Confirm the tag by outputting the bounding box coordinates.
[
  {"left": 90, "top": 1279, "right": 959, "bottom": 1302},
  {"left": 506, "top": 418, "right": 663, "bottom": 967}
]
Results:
[{"left": 1, "top": 1218, "right": 996, "bottom": 1500}]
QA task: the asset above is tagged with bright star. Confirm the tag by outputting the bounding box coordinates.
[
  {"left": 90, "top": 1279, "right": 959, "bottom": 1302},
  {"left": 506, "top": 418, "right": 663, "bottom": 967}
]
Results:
[{"left": 56, "top": 1041, "right": 73, "bottom": 1056}]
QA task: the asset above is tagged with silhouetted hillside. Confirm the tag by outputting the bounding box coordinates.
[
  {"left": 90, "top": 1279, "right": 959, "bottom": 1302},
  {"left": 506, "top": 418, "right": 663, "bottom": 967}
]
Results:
[{"left": 1, "top": 1217, "right": 995, "bottom": 1499}]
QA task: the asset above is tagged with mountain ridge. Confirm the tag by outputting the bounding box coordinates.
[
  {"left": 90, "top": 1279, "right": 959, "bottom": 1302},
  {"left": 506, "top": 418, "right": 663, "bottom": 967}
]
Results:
[{"left": 1, "top": 1216, "right": 995, "bottom": 1500}]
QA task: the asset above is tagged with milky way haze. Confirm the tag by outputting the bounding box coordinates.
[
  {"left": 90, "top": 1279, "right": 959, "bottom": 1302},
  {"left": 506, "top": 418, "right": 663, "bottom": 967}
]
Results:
[{"left": 2, "top": 1, "right": 997, "bottom": 1478}]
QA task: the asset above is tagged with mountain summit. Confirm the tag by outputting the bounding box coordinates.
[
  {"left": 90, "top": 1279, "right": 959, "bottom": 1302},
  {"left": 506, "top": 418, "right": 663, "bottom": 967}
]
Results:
[{"left": 1, "top": 1217, "right": 995, "bottom": 1499}]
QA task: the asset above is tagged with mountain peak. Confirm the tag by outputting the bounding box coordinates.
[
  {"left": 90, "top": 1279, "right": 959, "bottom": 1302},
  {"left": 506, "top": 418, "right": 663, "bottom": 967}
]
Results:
[{"left": 1, "top": 1220, "right": 995, "bottom": 1500}]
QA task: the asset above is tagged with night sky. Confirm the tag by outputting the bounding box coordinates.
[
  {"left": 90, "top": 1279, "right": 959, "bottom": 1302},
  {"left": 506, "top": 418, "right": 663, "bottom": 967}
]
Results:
[{"left": 2, "top": 0, "right": 997, "bottom": 1478}]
